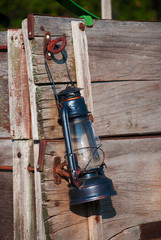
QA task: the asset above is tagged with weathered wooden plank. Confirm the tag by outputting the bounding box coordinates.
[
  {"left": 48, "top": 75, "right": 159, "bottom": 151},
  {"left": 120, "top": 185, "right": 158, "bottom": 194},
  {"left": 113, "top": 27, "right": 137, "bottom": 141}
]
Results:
[
  {"left": 0, "top": 139, "right": 13, "bottom": 240},
  {"left": 0, "top": 30, "right": 7, "bottom": 46},
  {"left": 72, "top": 20, "right": 102, "bottom": 239},
  {"left": 35, "top": 81, "right": 161, "bottom": 139},
  {"left": 33, "top": 142, "right": 46, "bottom": 240},
  {"left": 0, "top": 171, "right": 13, "bottom": 240},
  {"left": 39, "top": 137, "right": 161, "bottom": 239},
  {"left": 0, "top": 139, "right": 12, "bottom": 165},
  {"left": 41, "top": 141, "right": 88, "bottom": 240},
  {"left": 101, "top": 137, "right": 161, "bottom": 239},
  {"left": 13, "top": 140, "right": 35, "bottom": 240},
  {"left": 29, "top": 16, "right": 161, "bottom": 82},
  {"left": 0, "top": 31, "right": 10, "bottom": 138},
  {"left": 108, "top": 226, "right": 140, "bottom": 240},
  {"left": 8, "top": 29, "right": 31, "bottom": 139},
  {"left": 92, "top": 81, "right": 161, "bottom": 136},
  {"left": 22, "top": 20, "right": 39, "bottom": 140},
  {"left": 33, "top": 16, "right": 79, "bottom": 37},
  {"left": 86, "top": 20, "right": 161, "bottom": 81},
  {"left": 30, "top": 37, "right": 76, "bottom": 85},
  {"left": 101, "top": 0, "right": 112, "bottom": 19},
  {"left": 71, "top": 21, "right": 93, "bottom": 114}
]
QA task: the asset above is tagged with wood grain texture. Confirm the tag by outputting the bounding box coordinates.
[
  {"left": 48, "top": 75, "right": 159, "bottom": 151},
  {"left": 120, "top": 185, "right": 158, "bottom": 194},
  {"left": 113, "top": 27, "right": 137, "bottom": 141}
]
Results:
[
  {"left": 0, "top": 140, "right": 13, "bottom": 240},
  {"left": 86, "top": 20, "right": 161, "bottom": 82},
  {"left": 22, "top": 20, "right": 39, "bottom": 140},
  {"left": 92, "top": 81, "right": 161, "bottom": 136},
  {"left": 101, "top": 0, "right": 112, "bottom": 19},
  {"left": 35, "top": 81, "right": 161, "bottom": 139},
  {"left": 40, "top": 141, "right": 88, "bottom": 240},
  {"left": 35, "top": 137, "right": 161, "bottom": 239},
  {"left": 13, "top": 140, "right": 35, "bottom": 240},
  {"left": 0, "top": 31, "right": 10, "bottom": 138},
  {"left": 33, "top": 142, "right": 46, "bottom": 240},
  {"left": 101, "top": 137, "right": 161, "bottom": 239},
  {"left": 29, "top": 16, "right": 161, "bottom": 83},
  {"left": 31, "top": 37, "right": 76, "bottom": 85},
  {"left": 71, "top": 21, "right": 93, "bottom": 114},
  {"left": 8, "top": 29, "right": 31, "bottom": 139}
]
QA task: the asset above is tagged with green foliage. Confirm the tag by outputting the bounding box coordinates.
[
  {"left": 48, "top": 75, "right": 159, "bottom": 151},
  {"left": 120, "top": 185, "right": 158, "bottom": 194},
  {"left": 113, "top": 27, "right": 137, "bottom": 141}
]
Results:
[{"left": 0, "top": 0, "right": 161, "bottom": 29}]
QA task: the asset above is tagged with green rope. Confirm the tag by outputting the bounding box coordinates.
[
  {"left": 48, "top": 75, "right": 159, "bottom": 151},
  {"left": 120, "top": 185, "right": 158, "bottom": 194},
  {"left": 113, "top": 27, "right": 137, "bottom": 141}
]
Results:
[{"left": 56, "top": 0, "right": 100, "bottom": 19}]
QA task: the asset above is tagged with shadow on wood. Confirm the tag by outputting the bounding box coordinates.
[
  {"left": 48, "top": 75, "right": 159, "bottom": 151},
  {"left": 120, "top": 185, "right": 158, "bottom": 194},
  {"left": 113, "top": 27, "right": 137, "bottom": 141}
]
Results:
[{"left": 70, "top": 198, "right": 116, "bottom": 219}]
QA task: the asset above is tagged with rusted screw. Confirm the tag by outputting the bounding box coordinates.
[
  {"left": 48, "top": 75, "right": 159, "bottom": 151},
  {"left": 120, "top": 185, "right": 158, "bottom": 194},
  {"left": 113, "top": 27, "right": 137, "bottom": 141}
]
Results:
[
  {"left": 55, "top": 200, "right": 59, "bottom": 207},
  {"left": 22, "top": 43, "right": 25, "bottom": 49},
  {"left": 17, "top": 152, "right": 21, "bottom": 158},
  {"left": 40, "top": 26, "right": 44, "bottom": 31},
  {"left": 79, "top": 22, "right": 85, "bottom": 31}
]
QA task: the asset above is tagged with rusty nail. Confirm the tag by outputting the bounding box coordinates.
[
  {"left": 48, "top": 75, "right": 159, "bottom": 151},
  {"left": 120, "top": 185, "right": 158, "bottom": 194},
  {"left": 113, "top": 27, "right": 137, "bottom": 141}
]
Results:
[
  {"left": 79, "top": 22, "right": 85, "bottom": 31},
  {"left": 17, "top": 152, "right": 21, "bottom": 158},
  {"left": 51, "top": 125, "right": 55, "bottom": 131},
  {"left": 55, "top": 200, "right": 59, "bottom": 207},
  {"left": 51, "top": 151, "right": 56, "bottom": 156},
  {"left": 22, "top": 43, "right": 25, "bottom": 49},
  {"left": 40, "top": 26, "right": 45, "bottom": 31},
  {"left": 95, "top": 215, "right": 100, "bottom": 223},
  {"left": 11, "top": 36, "right": 13, "bottom": 40}
]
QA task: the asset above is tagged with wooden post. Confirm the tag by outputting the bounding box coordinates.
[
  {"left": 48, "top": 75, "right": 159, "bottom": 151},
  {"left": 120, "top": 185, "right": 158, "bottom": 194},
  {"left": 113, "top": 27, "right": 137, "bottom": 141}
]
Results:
[
  {"left": 13, "top": 140, "right": 35, "bottom": 240},
  {"left": 71, "top": 20, "right": 103, "bottom": 240},
  {"left": 22, "top": 19, "right": 46, "bottom": 240},
  {"left": 71, "top": 21, "right": 93, "bottom": 115},
  {"left": 8, "top": 29, "right": 35, "bottom": 240},
  {"left": 101, "top": 0, "right": 112, "bottom": 19}
]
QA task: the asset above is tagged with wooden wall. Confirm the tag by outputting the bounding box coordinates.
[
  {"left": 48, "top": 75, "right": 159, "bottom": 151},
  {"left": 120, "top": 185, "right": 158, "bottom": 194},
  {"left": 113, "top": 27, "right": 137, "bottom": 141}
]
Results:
[
  {"left": 0, "top": 31, "right": 13, "bottom": 240},
  {"left": 1, "top": 14, "right": 161, "bottom": 240},
  {"left": 20, "top": 15, "right": 161, "bottom": 240}
]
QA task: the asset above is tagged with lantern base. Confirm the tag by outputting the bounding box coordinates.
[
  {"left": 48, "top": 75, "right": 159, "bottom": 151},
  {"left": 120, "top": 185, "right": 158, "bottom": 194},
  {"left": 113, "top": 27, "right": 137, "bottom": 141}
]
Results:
[{"left": 69, "top": 171, "right": 116, "bottom": 205}]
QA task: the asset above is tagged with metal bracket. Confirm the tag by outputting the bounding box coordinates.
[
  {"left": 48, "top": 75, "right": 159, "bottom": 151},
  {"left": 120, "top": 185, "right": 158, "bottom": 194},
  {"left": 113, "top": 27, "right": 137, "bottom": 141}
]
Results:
[
  {"left": 43, "top": 31, "right": 67, "bottom": 60},
  {"left": 27, "top": 13, "right": 34, "bottom": 39},
  {"left": 53, "top": 157, "right": 70, "bottom": 184},
  {"left": 36, "top": 140, "right": 46, "bottom": 172}
]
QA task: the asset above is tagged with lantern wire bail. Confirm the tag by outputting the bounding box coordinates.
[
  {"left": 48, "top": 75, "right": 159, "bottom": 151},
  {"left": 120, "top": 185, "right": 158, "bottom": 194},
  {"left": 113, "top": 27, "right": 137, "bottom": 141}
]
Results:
[{"left": 43, "top": 40, "right": 75, "bottom": 109}]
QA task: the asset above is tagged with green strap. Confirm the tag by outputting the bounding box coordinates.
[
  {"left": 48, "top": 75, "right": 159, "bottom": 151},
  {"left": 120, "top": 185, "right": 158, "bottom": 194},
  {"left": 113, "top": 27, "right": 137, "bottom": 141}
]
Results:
[
  {"left": 56, "top": 0, "right": 100, "bottom": 19},
  {"left": 79, "top": 15, "right": 93, "bottom": 27}
]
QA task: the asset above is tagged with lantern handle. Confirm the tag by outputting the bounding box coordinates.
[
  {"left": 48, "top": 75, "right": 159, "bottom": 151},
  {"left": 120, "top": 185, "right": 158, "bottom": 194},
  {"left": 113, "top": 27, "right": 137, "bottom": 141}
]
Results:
[{"left": 62, "top": 104, "right": 80, "bottom": 188}]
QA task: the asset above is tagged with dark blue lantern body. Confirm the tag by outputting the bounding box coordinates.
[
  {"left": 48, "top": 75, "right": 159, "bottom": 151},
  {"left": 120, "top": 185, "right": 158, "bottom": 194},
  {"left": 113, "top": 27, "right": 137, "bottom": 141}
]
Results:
[{"left": 58, "top": 87, "right": 116, "bottom": 205}]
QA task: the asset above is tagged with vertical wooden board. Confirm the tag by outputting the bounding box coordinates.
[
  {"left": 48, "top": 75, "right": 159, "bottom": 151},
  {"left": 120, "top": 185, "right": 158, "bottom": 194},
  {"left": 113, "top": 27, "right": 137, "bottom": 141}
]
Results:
[
  {"left": 101, "top": 0, "right": 112, "bottom": 19},
  {"left": 33, "top": 142, "right": 46, "bottom": 240},
  {"left": 0, "top": 31, "right": 10, "bottom": 138},
  {"left": 13, "top": 140, "right": 35, "bottom": 240},
  {"left": 100, "top": 137, "right": 161, "bottom": 239},
  {"left": 24, "top": 16, "right": 77, "bottom": 85},
  {"left": 36, "top": 85, "right": 64, "bottom": 139},
  {"left": 0, "top": 140, "right": 13, "bottom": 240},
  {"left": 8, "top": 29, "right": 31, "bottom": 139},
  {"left": 71, "top": 21, "right": 93, "bottom": 114},
  {"left": 31, "top": 37, "right": 76, "bottom": 85},
  {"left": 40, "top": 141, "right": 88, "bottom": 240}
]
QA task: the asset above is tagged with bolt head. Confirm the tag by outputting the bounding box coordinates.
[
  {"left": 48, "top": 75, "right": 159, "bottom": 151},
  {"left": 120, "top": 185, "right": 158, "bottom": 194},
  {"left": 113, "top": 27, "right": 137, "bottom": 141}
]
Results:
[{"left": 79, "top": 22, "right": 85, "bottom": 31}]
